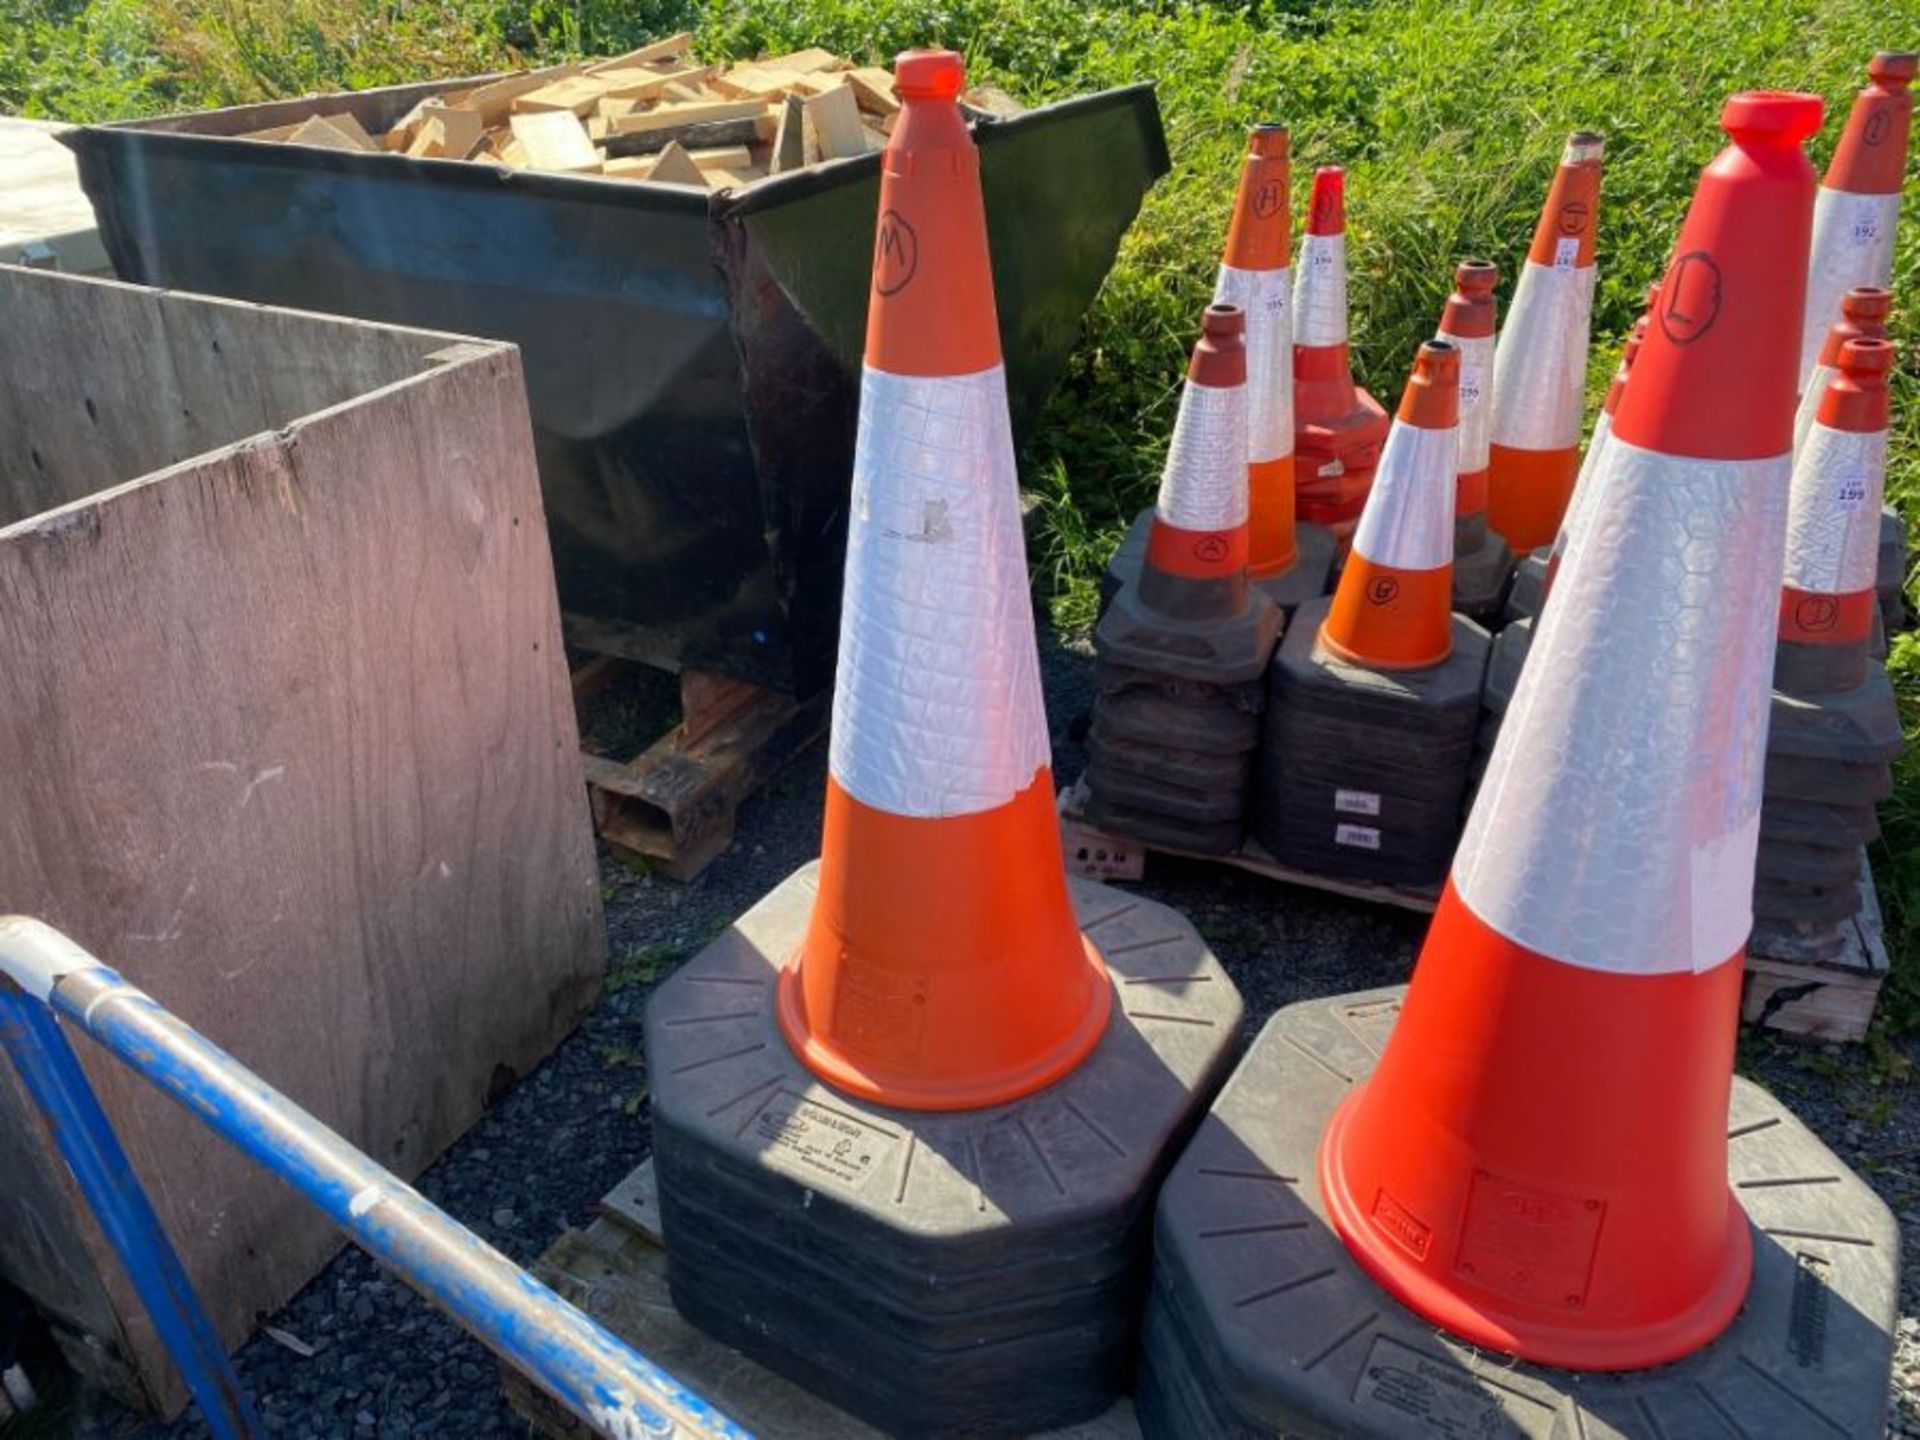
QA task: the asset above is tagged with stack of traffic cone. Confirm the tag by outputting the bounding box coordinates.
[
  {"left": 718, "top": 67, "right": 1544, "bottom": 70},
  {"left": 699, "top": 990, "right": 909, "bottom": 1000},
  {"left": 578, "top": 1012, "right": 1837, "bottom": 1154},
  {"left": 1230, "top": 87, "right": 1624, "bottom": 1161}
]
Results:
[
  {"left": 1088, "top": 305, "right": 1284, "bottom": 853},
  {"left": 1253, "top": 340, "right": 1490, "bottom": 887},
  {"left": 644, "top": 50, "right": 1244, "bottom": 1438},
  {"left": 1434, "top": 259, "right": 1514, "bottom": 621},
  {"left": 1292, "top": 166, "right": 1389, "bottom": 536},
  {"left": 1105, "top": 126, "right": 1336, "bottom": 615},
  {"left": 1476, "top": 299, "right": 1653, "bottom": 792},
  {"left": 1143, "top": 92, "right": 1897, "bottom": 1440},
  {"left": 1486, "top": 131, "right": 1603, "bottom": 555},
  {"left": 1757, "top": 337, "right": 1904, "bottom": 963},
  {"left": 1794, "top": 287, "right": 1907, "bottom": 647},
  {"left": 1801, "top": 53, "right": 1913, "bottom": 390}
]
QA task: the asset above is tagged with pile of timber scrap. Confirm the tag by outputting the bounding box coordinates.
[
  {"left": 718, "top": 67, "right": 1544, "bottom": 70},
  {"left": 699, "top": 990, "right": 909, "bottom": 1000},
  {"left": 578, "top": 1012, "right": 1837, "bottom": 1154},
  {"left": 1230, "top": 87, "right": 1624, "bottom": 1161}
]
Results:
[{"left": 237, "top": 33, "right": 1024, "bottom": 191}]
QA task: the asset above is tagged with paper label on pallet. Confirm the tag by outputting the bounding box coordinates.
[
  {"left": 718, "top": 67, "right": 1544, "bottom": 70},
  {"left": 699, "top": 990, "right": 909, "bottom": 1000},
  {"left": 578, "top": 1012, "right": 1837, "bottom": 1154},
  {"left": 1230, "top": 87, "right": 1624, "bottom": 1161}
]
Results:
[
  {"left": 1782, "top": 423, "right": 1886, "bottom": 596},
  {"left": 1350, "top": 420, "right": 1457, "bottom": 570},
  {"left": 1155, "top": 379, "right": 1249, "bottom": 532},
  {"left": 1335, "top": 823, "right": 1381, "bottom": 850},
  {"left": 830, "top": 365, "right": 1051, "bottom": 818},
  {"left": 1292, "top": 234, "right": 1348, "bottom": 348},
  {"left": 1214, "top": 263, "right": 1293, "bottom": 463},
  {"left": 1490, "top": 260, "right": 1595, "bottom": 452},
  {"left": 1801, "top": 187, "right": 1900, "bottom": 383},
  {"left": 1335, "top": 788, "right": 1381, "bottom": 817},
  {"left": 1455, "top": 437, "right": 1790, "bottom": 974},
  {"left": 1444, "top": 332, "right": 1495, "bottom": 474}
]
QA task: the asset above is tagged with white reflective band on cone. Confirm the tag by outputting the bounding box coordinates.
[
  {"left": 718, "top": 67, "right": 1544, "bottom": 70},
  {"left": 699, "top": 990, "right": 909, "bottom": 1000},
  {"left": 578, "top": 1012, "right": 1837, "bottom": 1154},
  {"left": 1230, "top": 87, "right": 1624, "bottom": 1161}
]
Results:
[
  {"left": 830, "top": 364, "right": 1051, "bottom": 818},
  {"left": 1489, "top": 260, "right": 1596, "bottom": 451},
  {"left": 1444, "top": 331, "right": 1495, "bottom": 473},
  {"left": 1155, "top": 381, "right": 1249, "bottom": 532},
  {"left": 1801, "top": 188, "right": 1901, "bottom": 383},
  {"left": 1349, "top": 421, "right": 1457, "bottom": 570},
  {"left": 1792, "top": 363, "right": 1835, "bottom": 453},
  {"left": 1214, "top": 263, "right": 1293, "bottom": 463},
  {"left": 1783, "top": 421, "right": 1888, "bottom": 596},
  {"left": 1292, "top": 234, "right": 1347, "bottom": 347},
  {"left": 1455, "top": 437, "right": 1790, "bottom": 974},
  {"left": 1553, "top": 410, "right": 1614, "bottom": 564}
]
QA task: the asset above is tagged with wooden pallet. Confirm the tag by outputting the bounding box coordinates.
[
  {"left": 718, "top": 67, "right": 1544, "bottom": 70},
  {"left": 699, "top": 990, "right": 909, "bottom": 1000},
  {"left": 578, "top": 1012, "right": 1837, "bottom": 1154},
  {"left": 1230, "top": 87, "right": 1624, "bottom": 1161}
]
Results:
[
  {"left": 574, "top": 660, "right": 827, "bottom": 882},
  {"left": 1056, "top": 778, "right": 1441, "bottom": 915},
  {"left": 1742, "top": 850, "right": 1890, "bottom": 1044},
  {"left": 501, "top": 1159, "right": 1141, "bottom": 1440}
]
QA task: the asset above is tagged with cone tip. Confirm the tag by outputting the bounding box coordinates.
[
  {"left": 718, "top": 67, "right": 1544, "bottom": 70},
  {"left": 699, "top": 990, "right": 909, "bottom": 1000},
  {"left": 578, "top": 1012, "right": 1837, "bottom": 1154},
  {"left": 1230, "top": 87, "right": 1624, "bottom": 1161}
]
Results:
[
  {"left": 1189, "top": 303, "right": 1247, "bottom": 386},
  {"left": 1248, "top": 122, "right": 1288, "bottom": 157},
  {"left": 1718, "top": 90, "right": 1824, "bottom": 145},
  {"left": 1454, "top": 257, "right": 1497, "bottom": 294},
  {"left": 1562, "top": 130, "right": 1605, "bottom": 164},
  {"left": 1870, "top": 51, "right": 1919, "bottom": 88},
  {"left": 1839, "top": 335, "right": 1895, "bottom": 380},
  {"left": 1307, "top": 167, "right": 1345, "bottom": 233},
  {"left": 1842, "top": 285, "right": 1894, "bottom": 322},
  {"left": 894, "top": 48, "right": 965, "bottom": 99},
  {"left": 1398, "top": 339, "right": 1459, "bottom": 427}
]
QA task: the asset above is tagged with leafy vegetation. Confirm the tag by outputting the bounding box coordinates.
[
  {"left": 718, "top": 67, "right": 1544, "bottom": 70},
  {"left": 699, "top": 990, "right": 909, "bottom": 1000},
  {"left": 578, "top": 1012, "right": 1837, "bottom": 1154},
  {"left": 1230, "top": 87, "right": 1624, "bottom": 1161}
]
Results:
[{"left": 5, "top": 0, "right": 1920, "bottom": 1021}]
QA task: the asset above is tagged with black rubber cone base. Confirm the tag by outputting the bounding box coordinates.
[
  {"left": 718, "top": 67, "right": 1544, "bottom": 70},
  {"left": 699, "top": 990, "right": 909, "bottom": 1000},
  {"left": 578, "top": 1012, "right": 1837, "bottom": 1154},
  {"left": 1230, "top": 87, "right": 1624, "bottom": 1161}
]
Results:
[
  {"left": 1104, "top": 507, "right": 1338, "bottom": 622},
  {"left": 1451, "top": 523, "right": 1515, "bottom": 626},
  {"left": 1139, "top": 988, "right": 1899, "bottom": 1440},
  {"left": 1502, "top": 548, "right": 1550, "bottom": 623},
  {"left": 648, "top": 863, "right": 1245, "bottom": 1439}
]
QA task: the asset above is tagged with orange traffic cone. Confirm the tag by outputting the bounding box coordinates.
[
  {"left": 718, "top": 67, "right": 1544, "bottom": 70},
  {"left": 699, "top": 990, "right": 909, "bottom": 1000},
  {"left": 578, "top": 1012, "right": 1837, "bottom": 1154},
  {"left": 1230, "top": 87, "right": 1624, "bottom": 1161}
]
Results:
[
  {"left": 1487, "top": 131, "right": 1603, "bottom": 553},
  {"left": 779, "top": 48, "right": 1109, "bottom": 1110},
  {"left": 1434, "top": 259, "right": 1513, "bottom": 621},
  {"left": 1292, "top": 166, "right": 1389, "bottom": 535},
  {"left": 1801, "top": 52, "right": 1914, "bottom": 387},
  {"left": 1780, "top": 336, "right": 1894, "bottom": 672},
  {"left": 1319, "top": 91, "right": 1822, "bottom": 1370},
  {"left": 1318, "top": 340, "right": 1460, "bottom": 670},
  {"left": 1795, "top": 284, "right": 1892, "bottom": 451},
  {"left": 1214, "top": 126, "right": 1300, "bottom": 579}
]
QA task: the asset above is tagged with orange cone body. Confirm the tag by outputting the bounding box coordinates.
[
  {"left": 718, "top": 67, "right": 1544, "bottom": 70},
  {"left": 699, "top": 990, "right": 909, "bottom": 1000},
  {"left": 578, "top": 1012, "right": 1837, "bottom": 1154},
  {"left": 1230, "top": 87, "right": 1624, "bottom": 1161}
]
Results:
[
  {"left": 1319, "top": 91, "right": 1822, "bottom": 1371},
  {"left": 1801, "top": 53, "right": 1914, "bottom": 387},
  {"left": 1212, "top": 126, "right": 1299, "bottom": 578},
  {"left": 780, "top": 50, "right": 1109, "bottom": 1111},
  {"left": 1319, "top": 340, "right": 1460, "bottom": 669},
  {"left": 1780, "top": 338, "right": 1894, "bottom": 650},
  {"left": 1434, "top": 260, "right": 1498, "bottom": 527},
  {"left": 1142, "top": 305, "right": 1253, "bottom": 597},
  {"left": 1487, "top": 132, "right": 1603, "bottom": 552},
  {"left": 1794, "top": 285, "right": 1892, "bottom": 452},
  {"left": 1292, "top": 167, "right": 1389, "bottom": 532}
]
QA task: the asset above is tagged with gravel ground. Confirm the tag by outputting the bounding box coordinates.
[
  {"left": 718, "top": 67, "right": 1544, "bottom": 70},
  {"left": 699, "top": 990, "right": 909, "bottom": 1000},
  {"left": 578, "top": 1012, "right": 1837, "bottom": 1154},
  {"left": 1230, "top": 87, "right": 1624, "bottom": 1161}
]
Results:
[{"left": 27, "top": 626, "right": 1920, "bottom": 1438}]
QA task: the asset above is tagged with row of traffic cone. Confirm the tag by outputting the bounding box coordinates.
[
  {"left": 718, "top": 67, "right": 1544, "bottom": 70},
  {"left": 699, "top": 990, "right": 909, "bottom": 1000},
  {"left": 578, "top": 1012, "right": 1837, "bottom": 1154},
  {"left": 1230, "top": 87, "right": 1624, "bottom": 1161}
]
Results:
[{"left": 649, "top": 46, "right": 1906, "bottom": 1440}]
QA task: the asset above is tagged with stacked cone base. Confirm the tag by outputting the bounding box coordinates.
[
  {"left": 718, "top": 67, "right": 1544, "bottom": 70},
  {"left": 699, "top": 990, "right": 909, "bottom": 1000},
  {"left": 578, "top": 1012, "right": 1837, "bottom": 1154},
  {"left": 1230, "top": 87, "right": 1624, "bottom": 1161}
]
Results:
[
  {"left": 1502, "top": 548, "right": 1551, "bottom": 624},
  {"left": 1450, "top": 513, "right": 1516, "bottom": 626},
  {"left": 1087, "top": 581, "right": 1284, "bottom": 855},
  {"left": 1137, "top": 988, "right": 1900, "bottom": 1440},
  {"left": 1753, "top": 669, "right": 1902, "bottom": 957},
  {"left": 1468, "top": 614, "right": 1533, "bottom": 799},
  {"left": 1880, "top": 505, "right": 1908, "bottom": 637},
  {"left": 1100, "top": 507, "right": 1337, "bottom": 618},
  {"left": 1253, "top": 599, "right": 1488, "bottom": 887},
  {"left": 647, "top": 863, "right": 1243, "bottom": 1439}
]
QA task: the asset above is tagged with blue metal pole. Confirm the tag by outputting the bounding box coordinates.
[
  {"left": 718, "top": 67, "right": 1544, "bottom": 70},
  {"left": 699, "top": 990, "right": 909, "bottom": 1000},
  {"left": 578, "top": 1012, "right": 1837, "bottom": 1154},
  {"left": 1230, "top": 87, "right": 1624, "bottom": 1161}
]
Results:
[
  {"left": 0, "top": 918, "right": 751, "bottom": 1439},
  {"left": 0, "top": 983, "right": 262, "bottom": 1439}
]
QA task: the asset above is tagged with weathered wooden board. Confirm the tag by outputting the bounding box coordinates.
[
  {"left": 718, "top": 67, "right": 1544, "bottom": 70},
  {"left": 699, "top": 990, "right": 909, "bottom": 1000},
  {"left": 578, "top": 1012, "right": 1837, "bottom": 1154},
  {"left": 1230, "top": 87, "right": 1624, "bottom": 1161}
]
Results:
[
  {"left": 1743, "top": 850, "right": 1889, "bottom": 1043},
  {"left": 0, "top": 265, "right": 606, "bottom": 1414}
]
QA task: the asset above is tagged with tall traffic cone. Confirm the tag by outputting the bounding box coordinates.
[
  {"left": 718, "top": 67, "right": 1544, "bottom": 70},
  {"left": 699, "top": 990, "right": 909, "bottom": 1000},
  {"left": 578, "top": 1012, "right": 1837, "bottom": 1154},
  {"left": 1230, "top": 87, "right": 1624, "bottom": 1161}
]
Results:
[
  {"left": 1320, "top": 91, "right": 1823, "bottom": 1371},
  {"left": 1088, "top": 304, "right": 1283, "bottom": 853},
  {"left": 1319, "top": 340, "right": 1461, "bottom": 670},
  {"left": 1102, "top": 127, "right": 1335, "bottom": 615},
  {"left": 1293, "top": 166, "right": 1389, "bottom": 536},
  {"left": 1253, "top": 340, "right": 1490, "bottom": 888},
  {"left": 1795, "top": 284, "right": 1892, "bottom": 451},
  {"left": 647, "top": 51, "right": 1245, "bottom": 1438},
  {"left": 1435, "top": 259, "right": 1514, "bottom": 621},
  {"left": 1486, "top": 131, "right": 1603, "bottom": 553},
  {"left": 1801, "top": 52, "right": 1915, "bottom": 387}
]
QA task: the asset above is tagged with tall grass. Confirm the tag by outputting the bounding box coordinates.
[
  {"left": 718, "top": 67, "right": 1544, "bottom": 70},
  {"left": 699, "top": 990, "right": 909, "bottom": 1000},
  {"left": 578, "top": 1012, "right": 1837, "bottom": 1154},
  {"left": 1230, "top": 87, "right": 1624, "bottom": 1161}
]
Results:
[{"left": 6, "top": 0, "right": 1920, "bottom": 1016}]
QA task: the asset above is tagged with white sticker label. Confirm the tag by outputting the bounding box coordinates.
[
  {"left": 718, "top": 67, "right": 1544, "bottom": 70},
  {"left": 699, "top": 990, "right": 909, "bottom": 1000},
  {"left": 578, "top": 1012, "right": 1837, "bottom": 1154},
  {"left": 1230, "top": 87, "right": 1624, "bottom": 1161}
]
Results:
[
  {"left": 1335, "top": 823, "right": 1382, "bottom": 850},
  {"left": 1458, "top": 364, "right": 1487, "bottom": 411},
  {"left": 1834, "top": 466, "right": 1869, "bottom": 512},
  {"left": 1848, "top": 201, "right": 1883, "bottom": 249},
  {"left": 1553, "top": 236, "right": 1580, "bottom": 270},
  {"left": 1310, "top": 246, "right": 1336, "bottom": 272},
  {"left": 1335, "top": 788, "right": 1382, "bottom": 817}
]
